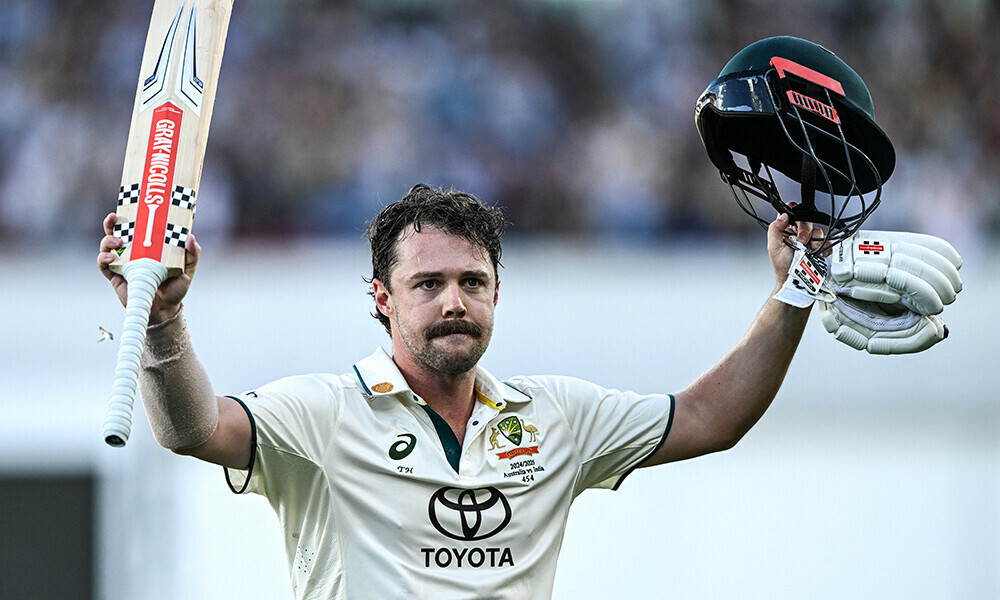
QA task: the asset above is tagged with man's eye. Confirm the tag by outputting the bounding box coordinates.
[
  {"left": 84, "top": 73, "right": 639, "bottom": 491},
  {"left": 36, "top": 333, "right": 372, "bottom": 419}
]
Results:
[
  {"left": 419, "top": 280, "right": 438, "bottom": 290},
  {"left": 464, "top": 278, "right": 483, "bottom": 288}
]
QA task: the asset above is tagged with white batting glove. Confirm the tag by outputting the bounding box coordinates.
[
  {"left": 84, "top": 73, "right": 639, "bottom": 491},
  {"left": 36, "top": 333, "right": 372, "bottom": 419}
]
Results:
[
  {"left": 818, "top": 230, "right": 962, "bottom": 354},
  {"left": 828, "top": 230, "right": 963, "bottom": 315},
  {"left": 818, "top": 296, "right": 948, "bottom": 355}
]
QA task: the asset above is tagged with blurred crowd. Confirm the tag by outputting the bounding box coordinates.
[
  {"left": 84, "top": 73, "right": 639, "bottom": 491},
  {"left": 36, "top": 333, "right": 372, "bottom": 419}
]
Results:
[{"left": 0, "top": 0, "right": 997, "bottom": 247}]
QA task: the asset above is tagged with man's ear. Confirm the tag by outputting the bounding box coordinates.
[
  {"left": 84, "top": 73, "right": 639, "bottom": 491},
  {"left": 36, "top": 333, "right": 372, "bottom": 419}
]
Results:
[
  {"left": 494, "top": 279, "right": 500, "bottom": 306},
  {"left": 373, "top": 278, "right": 392, "bottom": 317}
]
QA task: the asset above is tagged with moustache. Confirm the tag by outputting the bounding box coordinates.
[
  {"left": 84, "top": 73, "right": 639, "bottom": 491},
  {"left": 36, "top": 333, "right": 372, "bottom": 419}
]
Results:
[{"left": 425, "top": 320, "right": 483, "bottom": 340}]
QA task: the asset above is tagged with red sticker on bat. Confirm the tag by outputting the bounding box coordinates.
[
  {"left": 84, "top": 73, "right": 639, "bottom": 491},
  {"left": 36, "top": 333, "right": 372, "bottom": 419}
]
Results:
[{"left": 131, "top": 101, "right": 183, "bottom": 261}]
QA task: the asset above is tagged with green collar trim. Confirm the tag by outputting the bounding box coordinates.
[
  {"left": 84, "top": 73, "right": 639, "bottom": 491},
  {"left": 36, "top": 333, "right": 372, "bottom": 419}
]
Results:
[{"left": 420, "top": 404, "right": 462, "bottom": 473}]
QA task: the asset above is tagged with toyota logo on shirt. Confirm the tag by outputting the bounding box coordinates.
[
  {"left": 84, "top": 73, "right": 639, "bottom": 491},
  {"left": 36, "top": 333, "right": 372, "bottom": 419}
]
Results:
[{"left": 428, "top": 486, "right": 512, "bottom": 541}]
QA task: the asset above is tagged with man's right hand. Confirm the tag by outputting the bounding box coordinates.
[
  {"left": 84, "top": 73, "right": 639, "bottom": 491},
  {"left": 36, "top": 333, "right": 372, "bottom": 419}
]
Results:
[{"left": 97, "top": 212, "right": 201, "bottom": 325}]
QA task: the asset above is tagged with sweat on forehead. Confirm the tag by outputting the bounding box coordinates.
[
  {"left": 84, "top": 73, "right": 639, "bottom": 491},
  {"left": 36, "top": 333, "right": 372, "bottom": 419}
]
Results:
[{"left": 392, "top": 224, "right": 492, "bottom": 268}]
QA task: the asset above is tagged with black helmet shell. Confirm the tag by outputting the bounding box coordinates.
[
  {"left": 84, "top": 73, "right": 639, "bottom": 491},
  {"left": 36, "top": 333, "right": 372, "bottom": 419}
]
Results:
[{"left": 698, "top": 36, "right": 895, "bottom": 194}]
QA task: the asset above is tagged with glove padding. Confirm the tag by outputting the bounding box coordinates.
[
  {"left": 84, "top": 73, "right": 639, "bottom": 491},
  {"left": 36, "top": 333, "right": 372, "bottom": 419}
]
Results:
[
  {"left": 819, "top": 230, "right": 962, "bottom": 354},
  {"left": 829, "top": 230, "right": 962, "bottom": 316},
  {"left": 818, "top": 296, "right": 948, "bottom": 355}
]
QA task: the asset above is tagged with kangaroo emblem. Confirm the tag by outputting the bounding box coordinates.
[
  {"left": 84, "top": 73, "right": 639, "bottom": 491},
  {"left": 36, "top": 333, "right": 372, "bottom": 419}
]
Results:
[{"left": 488, "top": 427, "right": 505, "bottom": 450}]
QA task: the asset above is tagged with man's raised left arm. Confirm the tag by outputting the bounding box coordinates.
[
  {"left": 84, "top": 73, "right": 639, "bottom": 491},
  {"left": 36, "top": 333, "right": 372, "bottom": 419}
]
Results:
[{"left": 642, "top": 212, "right": 813, "bottom": 467}]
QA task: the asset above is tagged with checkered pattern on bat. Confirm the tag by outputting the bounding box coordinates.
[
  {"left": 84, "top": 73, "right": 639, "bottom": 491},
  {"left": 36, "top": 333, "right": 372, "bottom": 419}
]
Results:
[
  {"left": 171, "top": 186, "right": 197, "bottom": 212},
  {"left": 164, "top": 223, "right": 190, "bottom": 248},
  {"left": 118, "top": 183, "right": 141, "bottom": 206},
  {"left": 113, "top": 220, "right": 136, "bottom": 244}
]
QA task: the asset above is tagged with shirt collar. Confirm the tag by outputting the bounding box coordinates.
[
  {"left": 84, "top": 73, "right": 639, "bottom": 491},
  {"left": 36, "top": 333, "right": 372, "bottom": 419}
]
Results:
[{"left": 352, "top": 347, "right": 531, "bottom": 409}]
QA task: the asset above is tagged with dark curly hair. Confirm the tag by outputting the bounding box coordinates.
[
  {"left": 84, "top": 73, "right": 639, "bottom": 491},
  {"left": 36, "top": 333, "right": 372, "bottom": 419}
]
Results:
[{"left": 366, "top": 184, "right": 507, "bottom": 334}]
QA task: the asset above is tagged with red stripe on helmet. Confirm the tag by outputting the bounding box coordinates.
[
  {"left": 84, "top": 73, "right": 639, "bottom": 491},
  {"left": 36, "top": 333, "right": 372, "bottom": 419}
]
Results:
[{"left": 770, "top": 56, "right": 845, "bottom": 97}]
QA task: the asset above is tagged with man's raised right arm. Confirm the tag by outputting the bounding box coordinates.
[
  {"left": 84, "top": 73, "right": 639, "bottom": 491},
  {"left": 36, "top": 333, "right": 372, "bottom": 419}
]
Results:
[{"left": 99, "top": 213, "right": 252, "bottom": 469}]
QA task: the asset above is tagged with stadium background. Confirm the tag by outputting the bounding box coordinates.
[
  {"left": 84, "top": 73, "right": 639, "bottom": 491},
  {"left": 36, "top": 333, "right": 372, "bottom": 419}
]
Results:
[{"left": 0, "top": 0, "right": 997, "bottom": 598}]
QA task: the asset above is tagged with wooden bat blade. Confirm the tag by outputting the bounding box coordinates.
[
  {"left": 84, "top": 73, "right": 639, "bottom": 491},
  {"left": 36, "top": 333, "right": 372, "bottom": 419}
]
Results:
[
  {"left": 111, "top": 0, "right": 232, "bottom": 278},
  {"left": 104, "top": 0, "right": 232, "bottom": 448}
]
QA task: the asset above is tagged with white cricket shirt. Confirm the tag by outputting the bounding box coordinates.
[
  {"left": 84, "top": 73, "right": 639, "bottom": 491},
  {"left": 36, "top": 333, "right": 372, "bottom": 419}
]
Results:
[{"left": 225, "top": 347, "right": 673, "bottom": 600}]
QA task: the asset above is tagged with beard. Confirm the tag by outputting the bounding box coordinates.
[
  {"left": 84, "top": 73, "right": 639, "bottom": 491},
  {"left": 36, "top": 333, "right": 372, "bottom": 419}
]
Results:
[{"left": 403, "top": 319, "right": 491, "bottom": 375}]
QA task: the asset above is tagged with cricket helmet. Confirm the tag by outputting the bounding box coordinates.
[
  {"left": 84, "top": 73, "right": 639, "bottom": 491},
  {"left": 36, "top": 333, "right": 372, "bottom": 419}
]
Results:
[{"left": 695, "top": 36, "right": 895, "bottom": 253}]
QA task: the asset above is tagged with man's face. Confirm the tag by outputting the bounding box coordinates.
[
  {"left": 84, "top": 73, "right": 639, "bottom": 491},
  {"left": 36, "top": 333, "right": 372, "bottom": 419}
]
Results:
[{"left": 374, "top": 226, "right": 498, "bottom": 376}]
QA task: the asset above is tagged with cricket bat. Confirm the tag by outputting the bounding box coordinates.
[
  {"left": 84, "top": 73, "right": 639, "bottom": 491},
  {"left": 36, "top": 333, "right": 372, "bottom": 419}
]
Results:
[{"left": 103, "top": 0, "right": 233, "bottom": 447}]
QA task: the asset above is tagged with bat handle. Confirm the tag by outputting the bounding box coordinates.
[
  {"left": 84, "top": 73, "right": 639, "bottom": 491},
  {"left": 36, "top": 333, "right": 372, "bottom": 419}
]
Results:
[{"left": 103, "top": 258, "right": 169, "bottom": 448}]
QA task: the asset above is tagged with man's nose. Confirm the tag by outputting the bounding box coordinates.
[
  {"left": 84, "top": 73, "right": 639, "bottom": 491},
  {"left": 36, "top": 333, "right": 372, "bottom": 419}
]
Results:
[{"left": 442, "top": 283, "right": 467, "bottom": 318}]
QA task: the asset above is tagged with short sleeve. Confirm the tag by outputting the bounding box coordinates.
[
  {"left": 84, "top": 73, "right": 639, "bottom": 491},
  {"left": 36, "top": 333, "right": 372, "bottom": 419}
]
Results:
[
  {"left": 223, "top": 374, "right": 341, "bottom": 496},
  {"left": 508, "top": 375, "right": 673, "bottom": 495}
]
